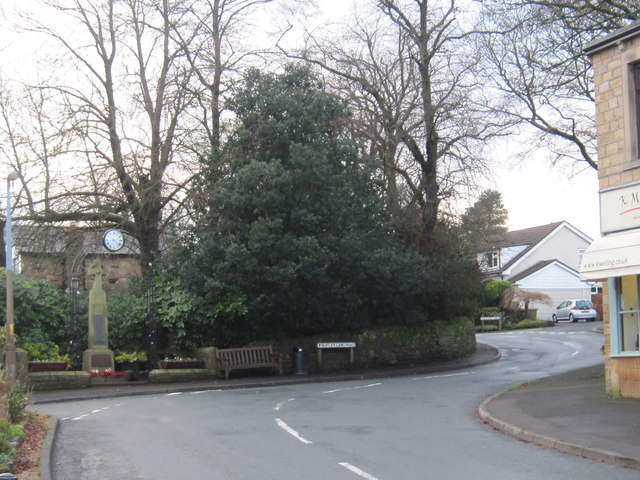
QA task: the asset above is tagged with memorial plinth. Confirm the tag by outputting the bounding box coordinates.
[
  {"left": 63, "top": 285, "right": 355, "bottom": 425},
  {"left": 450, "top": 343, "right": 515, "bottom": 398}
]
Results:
[{"left": 82, "top": 260, "right": 115, "bottom": 372}]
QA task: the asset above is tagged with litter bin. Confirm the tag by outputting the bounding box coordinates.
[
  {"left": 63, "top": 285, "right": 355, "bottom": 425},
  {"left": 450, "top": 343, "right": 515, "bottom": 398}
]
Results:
[{"left": 292, "top": 346, "right": 309, "bottom": 375}]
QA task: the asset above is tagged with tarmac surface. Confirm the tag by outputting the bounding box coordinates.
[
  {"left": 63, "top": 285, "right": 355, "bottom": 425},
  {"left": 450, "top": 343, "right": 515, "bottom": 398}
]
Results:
[{"left": 31, "top": 341, "right": 640, "bottom": 479}]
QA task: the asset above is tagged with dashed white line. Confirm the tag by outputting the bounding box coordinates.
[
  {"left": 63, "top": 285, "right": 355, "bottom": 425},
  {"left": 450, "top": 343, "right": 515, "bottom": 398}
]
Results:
[
  {"left": 339, "top": 462, "right": 379, "bottom": 480},
  {"left": 562, "top": 341, "right": 581, "bottom": 357},
  {"left": 165, "top": 392, "right": 182, "bottom": 397},
  {"left": 323, "top": 383, "right": 382, "bottom": 394},
  {"left": 275, "top": 418, "right": 313, "bottom": 444},
  {"left": 412, "top": 371, "right": 472, "bottom": 381},
  {"left": 274, "top": 398, "right": 296, "bottom": 411}
]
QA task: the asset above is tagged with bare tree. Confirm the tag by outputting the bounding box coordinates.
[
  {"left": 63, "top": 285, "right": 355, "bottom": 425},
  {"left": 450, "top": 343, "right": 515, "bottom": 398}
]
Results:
[
  {"left": 0, "top": 0, "right": 285, "bottom": 271},
  {"left": 280, "top": 0, "right": 510, "bottom": 252},
  {"left": 172, "top": 0, "right": 275, "bottom": 158},
  {"left": 480, "top": 1, "right": 639, "bottom": 171},
  {"left": 0, "top": 0, "right": 219, "bottom": 270}
]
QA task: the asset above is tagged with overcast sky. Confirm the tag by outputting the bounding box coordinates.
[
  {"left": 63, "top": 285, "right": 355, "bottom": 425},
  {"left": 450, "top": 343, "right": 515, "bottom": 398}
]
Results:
[{"left": 0, "top": 0, "right": 602, "bottom": 240}]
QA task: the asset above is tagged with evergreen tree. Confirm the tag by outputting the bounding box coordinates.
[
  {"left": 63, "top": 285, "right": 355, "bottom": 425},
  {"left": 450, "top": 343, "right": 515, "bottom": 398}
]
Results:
[
  {"left": 460, "top": 190, "right": 509, "bottom": 246},
  {"left": 177, "top": 65, "right": 427, "bottom": 345}
]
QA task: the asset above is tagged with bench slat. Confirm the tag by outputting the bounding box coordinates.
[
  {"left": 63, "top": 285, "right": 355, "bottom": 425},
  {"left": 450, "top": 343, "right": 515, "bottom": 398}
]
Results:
[{"left": 216, "top": 346, "right": 282, "bottom": 380}]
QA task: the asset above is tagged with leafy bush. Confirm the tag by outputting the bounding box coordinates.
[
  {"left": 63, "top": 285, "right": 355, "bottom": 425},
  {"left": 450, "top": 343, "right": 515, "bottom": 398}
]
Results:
[
  {"left": 0, "top": 419, "right": 16, "bottom": 465},
  {"left": 107, "top": 276, "right": 210, "bottom": 353},
  {"left": 22, "top": 342, "right": 69, "bottom": 364},
  {"left": 1, "top": 383, "right": 28, "bottom": 424},
  {"left": 0, "top": 269, "right": 72, "bottom": 354},
  {"left": 483, "top": 280, "right": 512, "bottom": 303},
  {"left": 504, "top": 319, "right": 550, "bottom": 330},
  {"left": 114, "top": 351, "right": 147, "bottom": 363},
  {"left": 107, "top": 288, "right": 149, "bottom": 353},
  {"left": 154, "top": 277, "right": 206, "bottom": 352}
]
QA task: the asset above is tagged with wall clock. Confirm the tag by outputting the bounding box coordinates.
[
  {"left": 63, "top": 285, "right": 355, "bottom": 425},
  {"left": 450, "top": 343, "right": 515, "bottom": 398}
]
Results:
[{"left": 102, "top": 229, "right": 125, "bottom": 252}]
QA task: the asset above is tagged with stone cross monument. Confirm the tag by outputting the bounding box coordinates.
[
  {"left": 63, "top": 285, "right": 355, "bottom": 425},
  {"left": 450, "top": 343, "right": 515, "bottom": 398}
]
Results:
[{"left": 82, "top": 260, "right": 115, "bottom": 371}]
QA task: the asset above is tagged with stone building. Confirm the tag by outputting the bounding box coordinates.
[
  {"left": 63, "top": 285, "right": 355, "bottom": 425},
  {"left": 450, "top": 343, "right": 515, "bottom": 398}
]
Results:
[
  {"left": 14, "top": 226, "right": 141, "bottom": 292},
  {"left": 582, "top": 22, "right": 640, "bottom": 399}
]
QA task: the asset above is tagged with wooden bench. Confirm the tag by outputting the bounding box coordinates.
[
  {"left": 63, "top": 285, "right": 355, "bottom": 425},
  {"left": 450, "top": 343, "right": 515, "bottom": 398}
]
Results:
[{"left": 215, "top": 345, "right": 283, "bottom": 380}]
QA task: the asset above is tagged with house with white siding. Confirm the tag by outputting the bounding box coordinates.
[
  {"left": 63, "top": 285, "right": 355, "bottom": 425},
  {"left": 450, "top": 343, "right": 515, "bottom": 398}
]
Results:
[{"left": 476, "top": 221, "right": 598, "bottom": 320}]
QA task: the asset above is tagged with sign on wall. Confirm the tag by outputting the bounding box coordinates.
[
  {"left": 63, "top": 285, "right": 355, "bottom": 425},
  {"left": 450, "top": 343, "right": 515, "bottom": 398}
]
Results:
[{"left": 600, "top": 181, "right": 640, "bottom": 233}]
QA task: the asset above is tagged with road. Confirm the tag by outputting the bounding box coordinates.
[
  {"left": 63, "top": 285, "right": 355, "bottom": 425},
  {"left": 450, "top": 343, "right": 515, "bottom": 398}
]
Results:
[{"left": 36, "top": 321, "right": 638, "bottom": 479}]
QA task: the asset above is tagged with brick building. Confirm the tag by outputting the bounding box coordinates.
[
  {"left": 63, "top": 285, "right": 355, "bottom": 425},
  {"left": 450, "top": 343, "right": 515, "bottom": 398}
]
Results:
[
  {"left": 14, "top": 226, "right": 141, "bottom": 292},
  {"left": 582, "top": 22, "right": 640, "bottom": 399}
]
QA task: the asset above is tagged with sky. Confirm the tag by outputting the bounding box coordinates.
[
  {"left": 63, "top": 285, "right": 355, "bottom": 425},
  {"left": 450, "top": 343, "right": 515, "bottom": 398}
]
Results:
[
  {"left": 314, "top": 0, "right": 604, "bottom": 241},
  {"left": 0, "top": 0, "right": 603, "bottom": 241},
  {"left": 488, "top": 155, "right": 600, "bottom": 240}
]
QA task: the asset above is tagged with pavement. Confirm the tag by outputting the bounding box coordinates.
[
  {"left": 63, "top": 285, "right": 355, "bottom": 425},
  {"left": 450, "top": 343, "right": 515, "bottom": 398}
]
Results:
[{"left": 31, "top": 341, "right": 640, "bottom": 480}]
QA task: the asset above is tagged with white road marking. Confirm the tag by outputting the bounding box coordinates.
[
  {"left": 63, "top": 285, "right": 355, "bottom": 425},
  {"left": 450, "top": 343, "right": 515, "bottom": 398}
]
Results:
[
  {"left": 275, "top": 418, "right": 313, "bottom": 444},
  {"left": 412, "top": 371, "right": 472, "bottom": 381},
  {"left": 323, "top": 383, "right": 382, "bottom": 394},
  {"left": 274, "top": 398, "right": 296, "bottom": 411},
  {"left": 165, "top": 392, "right": 182, "bottom": 397},
  {"left": 339, "top": 462, "right": 379, "bottom": 480},
  {"left": 562, "top": 341, "right": 581, "bottom": 357}
]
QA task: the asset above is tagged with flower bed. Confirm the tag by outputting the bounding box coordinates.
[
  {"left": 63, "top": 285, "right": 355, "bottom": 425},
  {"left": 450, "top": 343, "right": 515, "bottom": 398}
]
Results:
[
  {"left": 90, "top": 368, "right": 126, "bottom": 377},
  {"left": 90, "top": 368, "right": 128, "bottom": 385}
]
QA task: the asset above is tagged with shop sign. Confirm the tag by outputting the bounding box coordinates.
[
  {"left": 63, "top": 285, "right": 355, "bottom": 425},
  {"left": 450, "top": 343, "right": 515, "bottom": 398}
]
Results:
[{"left": 600, "top": 182, "right": 640, "bottom": 233}]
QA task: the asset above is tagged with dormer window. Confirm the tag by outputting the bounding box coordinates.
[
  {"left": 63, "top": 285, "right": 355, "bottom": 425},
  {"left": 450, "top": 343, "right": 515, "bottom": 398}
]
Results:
[{"left": 485, "top": 250, "right": 500, "bottom": 269}]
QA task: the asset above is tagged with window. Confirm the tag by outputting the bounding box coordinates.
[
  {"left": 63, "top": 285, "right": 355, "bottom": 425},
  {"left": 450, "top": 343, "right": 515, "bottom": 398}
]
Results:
[
  {"left": 634, "top": 63, "right": 640, "bottom": 160},
  {"left": 611, "top": 275, "right": 640, "bottom": 354},
  {"left": 578, "top": 248, "right": 586, "bottom": 267},
  {"left": 485, "top": 250, "right": 499, "bottom": 269},
  {"left": 622, "top": 48, "right": 640, "bottom": 166}
]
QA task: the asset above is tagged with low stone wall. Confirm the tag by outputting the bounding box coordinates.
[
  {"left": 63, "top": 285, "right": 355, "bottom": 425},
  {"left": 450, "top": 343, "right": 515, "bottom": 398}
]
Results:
[
  {"left": 261, "top": 317, "right": 477, "bottom": 374},
  {"left": 148, "top": 369, "right": 217, "bottom": 384},
  {"left": 194, "top": 347, "right": 217, "bottom": 370},
  {"left": 28, "top": 371, "right": 91, "bottom": 391}
]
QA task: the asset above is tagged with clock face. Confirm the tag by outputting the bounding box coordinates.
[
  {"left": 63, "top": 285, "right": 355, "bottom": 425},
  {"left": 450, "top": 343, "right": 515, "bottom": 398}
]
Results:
[{"left": 102, "top": 229, "right": 125, "bottom": 252}]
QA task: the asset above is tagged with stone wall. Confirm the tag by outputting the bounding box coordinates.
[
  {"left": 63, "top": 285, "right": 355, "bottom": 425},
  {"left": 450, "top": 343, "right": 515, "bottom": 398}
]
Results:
[
  {"left": 261, "top": 317, "right": 476, "bottom": 374},
  {"left": 21, "top": 252, "right": 140, "bottom": 292},
  {"left": 589, "top": 31, "right": 640, "bottom": 398},
  {"left": 590, "top": 35, "right": 640, "bottom": 190},
  {"left": 27, "top": 372, "right": 91, "bottom": 391},
  {"left": 148, "top": 369, "right": 217, "bottom": 383}
]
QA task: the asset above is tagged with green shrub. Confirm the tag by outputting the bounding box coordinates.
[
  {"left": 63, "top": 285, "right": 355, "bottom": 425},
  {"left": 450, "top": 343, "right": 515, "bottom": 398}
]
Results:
[
  {"left": 505, "top": 319, "right": 550, "bottom": 330},
  {"left": 483, "top": 280, "right": 512, "bottom": 303},
  {"left": 22, "top": 342, "right": 70, "bottom": 366},
  {"left": 0, "top": 419, "right": 15, "bottom": 465},
  {"left": 8, "top": 424, "right": 25, "bottom": 441},
  {"left": 115, "top": 351, "right": 148, "bottom": 363},
  {"left": 3, "top": 383, "right": 28, "bottom": 424},
  {"left": 0, "top": 270, "right": 71, "bottom": 348},
  {"left": 107, "top": 289, "right": 149, "bottom": 353}
]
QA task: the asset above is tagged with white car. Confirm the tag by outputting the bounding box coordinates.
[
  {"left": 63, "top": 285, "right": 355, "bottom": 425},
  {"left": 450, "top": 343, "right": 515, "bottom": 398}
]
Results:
[{"left": 552, "top": 299, "right": 598, "bottom": 323}]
